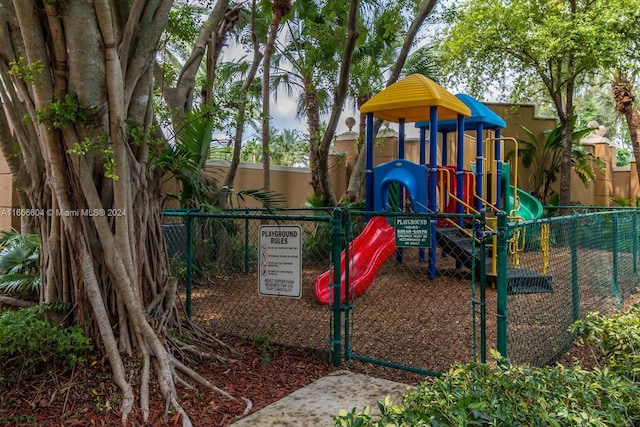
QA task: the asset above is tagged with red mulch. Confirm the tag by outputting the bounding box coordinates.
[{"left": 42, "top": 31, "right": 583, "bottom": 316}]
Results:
[
  {"left": 3, "top": 291, "right": 638, "bottom": 426},
  {"left": 0, "top": 336, "right": 336, "bottom": 426}
]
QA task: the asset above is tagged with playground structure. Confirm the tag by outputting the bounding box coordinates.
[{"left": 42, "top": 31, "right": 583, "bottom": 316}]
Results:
[{"left": 315, "top": 74, "right": 549, "bottom": 305}]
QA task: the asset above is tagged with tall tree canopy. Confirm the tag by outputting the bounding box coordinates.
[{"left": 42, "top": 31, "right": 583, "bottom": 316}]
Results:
[{"left": 436, "top": 0, "right": 640, "bottom": 207}]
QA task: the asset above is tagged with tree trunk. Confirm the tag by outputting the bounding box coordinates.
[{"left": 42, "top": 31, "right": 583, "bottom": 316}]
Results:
[
  {"left": 343, "top": 101, "right": 370, "bottom": 203},
  {"left": 612, "top": 71, "right": 640, "bottom": 198},
  {"left": 305, "top": 77, "right": 324, "bottom": 199},
  {"left": 261, "top": 2, "right": 287, "bottom": 192},
  {"left": 223, "top": 0, "right": 263, "bottom": 195},
  {"left": 163, "top": 0, "right": 230, "bottom": 125},
  {"left": 558, "top": 73, "right": 576, "bottom": 211},
  {"left": 0, "top": 2, "right": 235, "bottom": 424},
  {"left": 559, "top": 116, "right": 573, "bottom": 209},
  {"left": 314, "top": 0, "right": 360, "bottom": 206},
  {"left": 342, "top": 0, "right": 437, "bottom": 203}
]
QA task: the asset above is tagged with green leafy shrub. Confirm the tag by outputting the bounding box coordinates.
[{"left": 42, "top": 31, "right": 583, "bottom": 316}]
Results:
[
  {"left": 335, "top": 308, "right": 640, "bottom": 427},
  {"left": 0, "top": 306, "right": 93, "bottom": 385},
  {"left": 0, "top": 229, "right": 40, "bottom": 295},
  {"left": 253, "top": 323, "right": 279, "bottom": 364},
  {"left": 569, "top": 305, "right": 640, "bottom": 380}
]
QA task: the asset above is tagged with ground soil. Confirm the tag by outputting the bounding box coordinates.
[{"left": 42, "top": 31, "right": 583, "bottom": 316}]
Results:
[
  {"left": 3, "top": 293, "right": 638, "bottom": 427},
  {"left": 0, "top": 335, "right": 336, "bottom": 426}
]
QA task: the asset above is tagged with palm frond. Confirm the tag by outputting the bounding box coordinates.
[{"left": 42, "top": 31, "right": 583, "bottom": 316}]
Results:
[
  {"left": 0, "top": 230, "right": 40, "bottom": 295},
  {"left": 233, "top": 188, "right": 287, "bottom": 211},
  {"left": 0, "top": 273, "right": 40, "bottom": 294}
]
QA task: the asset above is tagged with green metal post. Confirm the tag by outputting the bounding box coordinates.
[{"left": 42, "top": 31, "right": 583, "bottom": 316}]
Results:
[
  {"left": 330, "top": 208, "right": 343, "bottom": 367},
  {"left": 244, "top": 208, "right": 250, "bottom": 274},
  {"left": 612, "top": 212, "right": 621, "bottom": 301},
  {"left": 343, "top": 209, "right": 352, "bottom": 365},
  {"left": 496, "top": 211, "right": 508, "bottom": 359},
  {"left": 634, "top": 212, "right": 639, "bottom": 275},
  {"left": 186, "top": 212, "right": 193, "bottom": 319},
  {"left": 479, "top": 215, "right": 487, "bottom": 364},
  {"left": 571, "top": 215, "right": 581, "bottom": 322},
  {"left": 471, "top": 227, "right": 478, "bottom": 363}
]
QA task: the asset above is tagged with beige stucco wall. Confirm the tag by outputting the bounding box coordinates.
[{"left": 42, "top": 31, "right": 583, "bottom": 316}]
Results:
[
  {"left": 205, "top": 157, "right": 347, "bottom": 208},
  {"left": 0, "top": 152, "right": 19, "bottom": 231},
  {"left": 333, "top": 128, "right": 401, "bottom": 182},
  {"left": 572, "top": 138, "right": 614, "bottom": 206},
  {"left": 617, "top": 161, "right": 640, "bottom": 205},
  {"left": 485, "top": 103, "right": 558, "bottom": 195}
]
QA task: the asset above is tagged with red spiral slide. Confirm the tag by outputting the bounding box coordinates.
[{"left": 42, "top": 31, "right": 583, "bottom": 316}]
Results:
[{"left": 314, "top": 216, "right": 397, "bottom": 305}]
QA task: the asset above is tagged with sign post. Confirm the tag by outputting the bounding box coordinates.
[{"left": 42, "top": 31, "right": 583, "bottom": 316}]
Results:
[{"left": 258, "top": 225, "right": 302, "bottom": 298}]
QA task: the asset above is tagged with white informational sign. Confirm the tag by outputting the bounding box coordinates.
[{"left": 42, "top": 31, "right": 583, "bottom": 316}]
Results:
[
  {"left": 395, "top": 217, "right": 430, "bottom": 247},
  {"left": 258, "top": 225, "right": 302, "bottom": 298}
]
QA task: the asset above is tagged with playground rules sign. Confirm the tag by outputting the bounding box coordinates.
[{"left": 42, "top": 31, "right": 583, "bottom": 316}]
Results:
[
  {"left": 258, "top": 225, "right": 302, "bottom": 298},
  {"left": 395, "top": 217, "right": 430, "bottom": 247}
]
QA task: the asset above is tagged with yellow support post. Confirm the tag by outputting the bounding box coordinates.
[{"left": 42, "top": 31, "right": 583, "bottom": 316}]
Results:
[{"left": 541, "top": 223, "right": 550, "bottom": 275}]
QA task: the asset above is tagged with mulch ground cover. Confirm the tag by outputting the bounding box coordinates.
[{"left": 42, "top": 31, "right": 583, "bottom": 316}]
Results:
[{"left": 0, "top": 335, "right": 335, "bottom": 427}]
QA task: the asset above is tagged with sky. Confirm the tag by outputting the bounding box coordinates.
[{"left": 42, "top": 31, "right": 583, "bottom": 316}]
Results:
[{"left": 220, "top": 0, "right": 457, "bottom": 143}]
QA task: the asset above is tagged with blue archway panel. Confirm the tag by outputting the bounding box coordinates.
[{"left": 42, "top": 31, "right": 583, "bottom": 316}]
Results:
[{"left": 373, "top": 159, "right": 427, "bottom": 212}]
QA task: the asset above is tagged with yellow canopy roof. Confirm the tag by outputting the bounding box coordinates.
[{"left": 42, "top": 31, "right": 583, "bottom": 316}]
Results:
[{"left": 360, "top": 74, "right": 471, "bottom": 122}]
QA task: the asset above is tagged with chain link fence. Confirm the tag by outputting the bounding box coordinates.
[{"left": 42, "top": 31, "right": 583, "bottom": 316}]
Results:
[
  {"left": 343, "top": 211, "right": 488, "bottom": 377},
  {"left": 504, "top": 209, "right": 640, "bottom": 366},
  {"left": 162, "top": 207, "right": 639, "bottom": 377},
  {"left": 163, "top": 208, "right": 336, "bottom": 358},
  {"left": 162, "top": 208, "right": 488, "bottom": 377}
]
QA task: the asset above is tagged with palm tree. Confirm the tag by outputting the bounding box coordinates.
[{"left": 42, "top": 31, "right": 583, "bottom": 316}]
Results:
[
  {"left": 611, "top": 71, "right": 640, "bottom": 189},
  {"left": 342, "top": 0, "right": 439, "bottom": 203},
  {"left": 262, "top": 0, "right": 293, "bottom": 192},
  {"left": 272, "top": 0, "right": 346, "bottom": 205}
]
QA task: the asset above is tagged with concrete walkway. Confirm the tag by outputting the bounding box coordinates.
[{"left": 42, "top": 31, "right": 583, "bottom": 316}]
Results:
[{"left": 230, "top": 370, "right": 411, "bottom": 427}]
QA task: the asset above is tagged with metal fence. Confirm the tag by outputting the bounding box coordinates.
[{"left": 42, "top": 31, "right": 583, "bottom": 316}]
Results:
[
  {"left": 501, "top": 208, "right": 640, "bottom": 366},
  {"left": 340, "top": 210, "right": 487, "bottom": 376},
  {"left": 163, "top": 208, "right": 337, "bottom": 360},
  {"left": 162, "top": 207, "right": 640, "bottom": 376}
]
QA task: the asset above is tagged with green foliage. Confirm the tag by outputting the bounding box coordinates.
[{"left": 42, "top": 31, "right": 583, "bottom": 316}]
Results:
[
  {"left": 335, "top": 309, "right": 640, "bottom": 426},
  {"left": 616, "top": 147, "right": 632, "bottom": 167},
  {"left": 302, "top": 222, "right": 332, "bottom": 262},
  {"left": 67, "top": 134, "right": 118, "bottom": 180},
  {"left": 0, "top": 229, "right": 40, "bottom": 296},
  {"left": 506, "top": 120, "right": 603, "bottom": 204},
  {"left": 301, "top": 194, "right": 333, "bottom": 261},
  {"left": 610, "top": 196, "right": 633, "bottom": 207},
  {"left": 225, "top": 129, "right": 309, "bottom": 166},
  {"left": 157, "top": 109, "right": 286, "bottom": 210},
  {"left": 35, "top": 94, "right": 90, "bottom": 129},
  {"left": 569, "top": 306, "right": 640, "bottom": 381},
  {"left": 8, "top": 57, "right": 43, "bottom": 85},
  {"left": 168, "top": 252, "right": 187, "bottom": 283},
  {"left": 165, "top": 2, "right": 204, "bottom": 47},
  {"left": 162, "top": 110, "right": 215, "bottom": 207},
  {"left": 171, "top": 218, "right": 260, "bottom": 281},
  {"left": 253, "top": 323, "right": 279, "bottom": 364},
  {"left": 0, "top": 306, "right": 93, "bottom": 385},
  {"left": 437, "top": 0, "right": 640, "bottom": 103}
]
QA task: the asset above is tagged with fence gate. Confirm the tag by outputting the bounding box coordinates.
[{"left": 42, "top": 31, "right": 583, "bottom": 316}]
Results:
[
  {"left": 338, "top": 211, "right": 488, "bottom": 376},
  {"left": 163, "top": 208, "right": 340, "bottom": 359}
]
